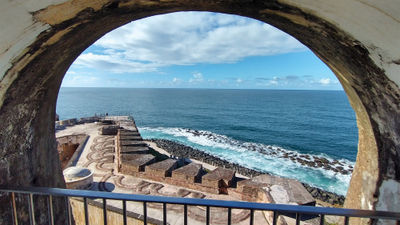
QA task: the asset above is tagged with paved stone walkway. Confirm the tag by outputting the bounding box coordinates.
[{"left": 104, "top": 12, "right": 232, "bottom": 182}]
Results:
[{"left": 71, "top": 128, "right": 265, "bottom": 225}]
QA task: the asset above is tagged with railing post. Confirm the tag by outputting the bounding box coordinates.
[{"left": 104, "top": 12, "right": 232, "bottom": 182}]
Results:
[
  {"left": 320, "top": 214, "right": 324, "bottom": 225},
  {"left": 103, "top": 198, "right": 107, "bottom": 225},
  {"left": 249, "top": 209, "right": 254, "bottom": 225},
  {"left": 83, "top": 197, "right": 89, "bottom": 225},
  {"left": 143, "top": 202, "right": 147, "bottom": 225},
  {"left": 273, "top": 211, "right": 278, "bottom": 225},
  {"left": 28, "top": 194, "right": 35, "bottom": 225},
  {"left": 47, "top": 195, "right": 54, "bottom": 225},
  {"left": 295, "top": 213, "right": 301, "bottom": 225},
  {"left": 122, "top": 200, "right": 127, "bottom": 225},
  {"left": 206, "top": 206, "right": 210, "bottom": 225},
  {"left": 184, "top": 204, "right": 188, "bottom": 225},
  {"left": 344, "top": 216, "right": 349, "bottom": 225},
  {"left": 163, "top": 202, "right": 167, "bottom": 225},
  {"left": 11, "top": 192, "right": 18, "bottom": 225},
  {"left": 227, "top": 208, "right": 231, "bottom": 225},
  {"left": 65, "top": 197, "right": 72, "bottom": 225}
]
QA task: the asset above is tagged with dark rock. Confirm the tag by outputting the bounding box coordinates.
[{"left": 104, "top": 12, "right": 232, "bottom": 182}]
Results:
[{"left": 146, "top": 138, "right": 345, "bottom": 205}]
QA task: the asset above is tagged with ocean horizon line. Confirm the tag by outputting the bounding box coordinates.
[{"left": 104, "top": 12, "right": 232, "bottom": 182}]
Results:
[{"left": 60, "top": 86, "right": 344, "bottom": 91}]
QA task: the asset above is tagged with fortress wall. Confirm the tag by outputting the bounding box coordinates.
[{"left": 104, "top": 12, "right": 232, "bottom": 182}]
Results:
[{"left": 70, "top": 198, "right": 160, "bottom": 225}]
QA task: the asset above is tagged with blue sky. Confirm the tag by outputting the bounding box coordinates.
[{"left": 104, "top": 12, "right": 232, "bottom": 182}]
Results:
[{"left": 62, "top": 12, "right": 341, "bottom": 90}]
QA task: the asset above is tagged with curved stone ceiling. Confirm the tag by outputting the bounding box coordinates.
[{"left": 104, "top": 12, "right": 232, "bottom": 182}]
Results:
[{"left": 0, "top": 1, "right": 399, "bottom": 224}]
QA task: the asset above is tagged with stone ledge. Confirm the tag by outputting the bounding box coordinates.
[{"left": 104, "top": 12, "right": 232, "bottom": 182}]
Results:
[
  {"left": 120, "top": 146, "right": 150, "bottom": 154},
  {"left": 119, "top": 135, "right": 143, "bottom": 141},
  {"left": 202, "top": 167, "right": 236, "bottom": 194},
  {"left": 120, "top": 154, "right": 156, "bottom": 174},
  {"left": 145, "top": 159, "right": 178, "bottom": 178},
  {"left": 120, "top": 140, "right": 147, "bottom": 147},
  {"left": 172, "top": 162, "right": 203, "bottom": 183}
]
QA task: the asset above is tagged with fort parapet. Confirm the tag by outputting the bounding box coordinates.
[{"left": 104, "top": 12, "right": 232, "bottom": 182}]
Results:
[
  {"left": 114, "top": 116, "right": 315, "bottom": 209},
  {"left": 56, "top": 115, "right": 317, "bottom": 225},
  {"left": 120, "top": 154, "right": 156, "bottom": 175},
  {"left": 56, "top": 115, "right": 316, "bottom": 210},
  {"left": 202, "top": 167, "right": 236, "bottom": 194},
  {"left": 172, "top": 162, "right": 203, "bottom": 183},
  {"left": 146, "top": 159, "right": 179, "bottom": 179}
]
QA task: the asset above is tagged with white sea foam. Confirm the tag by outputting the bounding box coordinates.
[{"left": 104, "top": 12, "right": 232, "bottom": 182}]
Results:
[{"left": 139, "top": 126, "right": 354, "bottom": 195}]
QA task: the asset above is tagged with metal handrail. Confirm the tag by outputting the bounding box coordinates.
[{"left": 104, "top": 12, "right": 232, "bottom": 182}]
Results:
[{"left": 1, "top": 186, "right": 400, "bottom": 221}]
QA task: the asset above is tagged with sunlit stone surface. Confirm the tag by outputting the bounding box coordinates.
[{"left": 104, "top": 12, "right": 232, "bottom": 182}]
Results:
[{"left": 63, "top": 166, "right": 93, "bottom": 189}]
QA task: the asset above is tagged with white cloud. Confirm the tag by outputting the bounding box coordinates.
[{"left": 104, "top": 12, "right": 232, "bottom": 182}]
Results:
[
  {"left": 269, "top": 77, "right": 279, "bottom": 85},
  {"left": 75, "top": 12, "right": 306, "bottom": 74},
  {"left": 319, "top": 78, "right": 338, "bottom": 85},
  {"left": 61, "top": 74, "right": 100, "bottom": 87},
  {"left": 172, "top": 77, "right": 182, "bottom": 84},
  {"left": 269, "top": 80, "right": 278, "bottom": 85},
  {"left": 253, "top": 75, "right": 341, "bottom": 89},
  {"left": 74, "top": 52, "right": 159, "bottom": 74},
  {"left": 189, "top": 72, "right": 204, "bottom": 83},
  {"left": 236, "top": 78, "right": 243, "bottom": 83}
]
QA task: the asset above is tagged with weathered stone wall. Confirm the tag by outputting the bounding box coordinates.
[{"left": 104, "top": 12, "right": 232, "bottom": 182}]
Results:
[
  {"left": 0, "top": 1, "right": 399, "bottom": 224},
  {"left": 70, "top": 198, "right": 160, "bottom": 225},
  {"left": 171, "top": 163, "right": 203, "bottom": 183},
  {"left": 58, "top": 143, "right": 79, "bottom": 169},
  {"left": 57, "top": 134, "right": 88, "bottom": 169}
]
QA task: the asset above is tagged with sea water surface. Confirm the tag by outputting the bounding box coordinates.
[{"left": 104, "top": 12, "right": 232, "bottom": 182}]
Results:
[{"left": 57, "top": 87, "right": 358, "bottom": 195}]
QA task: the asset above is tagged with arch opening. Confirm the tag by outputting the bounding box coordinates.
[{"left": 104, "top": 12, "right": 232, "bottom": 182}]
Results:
[{"left": 57, "top": 11, "right": 357, "bottom": 198}]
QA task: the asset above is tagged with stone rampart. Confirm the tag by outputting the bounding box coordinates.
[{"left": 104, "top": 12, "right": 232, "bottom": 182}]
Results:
[{"left": 115, "top": 123, "right": 316, "bottom": 208}]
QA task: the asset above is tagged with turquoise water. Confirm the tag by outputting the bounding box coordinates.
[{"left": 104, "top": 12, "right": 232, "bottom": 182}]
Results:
[{"left": 57, "top": 87, "right": 357, "bottom": 195}]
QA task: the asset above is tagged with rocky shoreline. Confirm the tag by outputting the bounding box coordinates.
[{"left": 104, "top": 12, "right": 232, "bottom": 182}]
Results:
[
  {"left": 182, "top": 128, "right": 353, "bottom": 176},
  {"left": 147, "top": 138, "right": 345, "bottom": 205}
]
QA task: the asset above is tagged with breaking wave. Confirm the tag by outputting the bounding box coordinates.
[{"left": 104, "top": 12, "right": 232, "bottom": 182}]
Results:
[{"left": 139, "top": 127, "right": 355, "bottom": 196}]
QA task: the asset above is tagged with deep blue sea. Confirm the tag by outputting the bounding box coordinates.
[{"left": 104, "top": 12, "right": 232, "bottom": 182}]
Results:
[{"left": 57, "top": 87, "right": 358, "bottom": 195}]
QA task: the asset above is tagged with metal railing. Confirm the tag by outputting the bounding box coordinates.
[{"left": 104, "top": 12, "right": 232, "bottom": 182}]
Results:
[{"left": 1, "top": 186, "right": 400, "bottom": 225}]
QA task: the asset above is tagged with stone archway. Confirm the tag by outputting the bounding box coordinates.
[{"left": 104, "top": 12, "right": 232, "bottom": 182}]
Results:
[{"left": 0, "top": 1, "right": 399, "bottom": 224}]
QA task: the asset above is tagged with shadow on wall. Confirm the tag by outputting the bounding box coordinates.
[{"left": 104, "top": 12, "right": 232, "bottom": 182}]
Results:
[{"left": 57, "top": 134, "right": 89, "bottom": 169}]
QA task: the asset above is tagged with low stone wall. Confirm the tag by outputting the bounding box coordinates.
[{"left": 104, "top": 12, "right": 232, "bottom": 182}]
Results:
[
  {"left": 57, "top": 134, "right": 89, "bottom": 169},
  {"left": 70, "top": 198, "right": 162, "bottom": 225},
  {"left": 100, "top": 125, "right": 120, "bottom": 135},
  {"left": 117, "top": 129, "right": 235, "bottom": 194},
  {"left": 148, "top": 139, "right": 345, "bottom": 205},
  {"left": 172, "top": 163, "right": 203, "bottom": 183}
]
